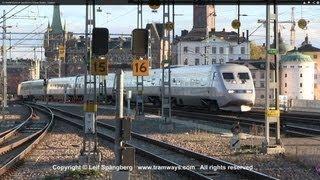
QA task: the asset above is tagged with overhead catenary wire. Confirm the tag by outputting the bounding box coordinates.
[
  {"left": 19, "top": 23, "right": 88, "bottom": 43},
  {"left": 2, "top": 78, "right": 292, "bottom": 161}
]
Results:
[
  {"left": 0, "top": 5, "right": 19, "bottom": 19},
  {"left": 7, "top": 23, "right": 46, "bottom": 50},
  {"left": 0, "top": 5, "right": 31, "bottom": 24}
]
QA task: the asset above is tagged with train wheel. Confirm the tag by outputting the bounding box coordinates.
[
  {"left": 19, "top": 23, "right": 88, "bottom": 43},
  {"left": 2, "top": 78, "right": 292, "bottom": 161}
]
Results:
[{"left": 208, "top": 101, "right": 219, "bottom": 112}]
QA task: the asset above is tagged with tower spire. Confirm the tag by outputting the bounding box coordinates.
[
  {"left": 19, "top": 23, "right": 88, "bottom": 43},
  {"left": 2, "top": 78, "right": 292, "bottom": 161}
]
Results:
[{"left": 51, "top": 5, "right": 63, "bottom": 34}]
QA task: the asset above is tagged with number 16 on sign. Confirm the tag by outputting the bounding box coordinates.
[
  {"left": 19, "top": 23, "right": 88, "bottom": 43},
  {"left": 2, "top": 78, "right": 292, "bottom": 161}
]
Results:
[{"left": 132, "top": 59, "right": 150, "bottom": 76}]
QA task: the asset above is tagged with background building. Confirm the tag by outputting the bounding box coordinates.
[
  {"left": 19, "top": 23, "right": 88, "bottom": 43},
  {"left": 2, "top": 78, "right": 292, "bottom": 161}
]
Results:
[
  {"left": 287, "top": 35, "right": 320, "bottom": 100},
  {"left": 281, "top": 52, "right": 315, "bottom": 100},
  {"left": 176, "top": 29, "right": 250, "bottom": 66}
]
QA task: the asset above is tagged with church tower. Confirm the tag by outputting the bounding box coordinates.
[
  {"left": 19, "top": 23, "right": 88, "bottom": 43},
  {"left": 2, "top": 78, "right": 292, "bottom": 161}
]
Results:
[
  {"left": 193, "top": 5, "right": 216, "bottom": 36},
  {"left": 44, "top": 5, "right": 66, "bottom": 62}
]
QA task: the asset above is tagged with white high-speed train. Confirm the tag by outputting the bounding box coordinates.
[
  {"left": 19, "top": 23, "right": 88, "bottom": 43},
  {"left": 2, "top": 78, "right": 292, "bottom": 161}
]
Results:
[{"left": 17, "top": 64, "right": 255, "bottom": 112}]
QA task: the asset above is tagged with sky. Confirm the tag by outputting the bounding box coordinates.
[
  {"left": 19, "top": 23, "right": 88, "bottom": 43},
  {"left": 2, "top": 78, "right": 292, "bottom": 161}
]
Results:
[{"left": 1, "top": 5, "right": 320, "bottom": 59}]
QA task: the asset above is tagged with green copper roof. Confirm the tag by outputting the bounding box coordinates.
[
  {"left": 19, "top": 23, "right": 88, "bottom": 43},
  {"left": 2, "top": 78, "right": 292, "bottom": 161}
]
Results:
[
  {"left": 281, "top": 52, "right": 313, "bottom": 63},
  {"left": 51, "top": 5, "right": 63, "bottom": 34}
]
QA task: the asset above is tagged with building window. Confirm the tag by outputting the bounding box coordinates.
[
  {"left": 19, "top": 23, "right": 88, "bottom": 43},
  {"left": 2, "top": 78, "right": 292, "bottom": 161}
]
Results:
[
  {"left": 260, "top": 82, "right": 265, "bottom": 88},
  {"left": 300, "top": 83, "right": 302, "bottom": 87},
  {"left": 300, "top": 91, "right": 302, "bottom": 93},
  {"left": 212, "top": 59, "right": 216, "bottom": 64},
  {"left": 260, "top": 73, "right": 265, "bottom": 79},
  {"left": 184, "top": 58, "right": 188, "bottom": 65},
  {"left": 195, "top": 47, "right": 200, "bottom": 53},
  {"left": 183, "top": 46, "right": 188, "bottom": 53},
  {"left": 252, "top": 73, "right": 256, "bottom": 79},
  {"left": 300, "top": 74, "right": 302, "bottom": 77},
  {"left": 298, "top": 66, "right": 302, "bottom": 68},
  {"left": 195, "top": 58, "right": 200, "bottom": 65},
  {"left": 219, "top": 47, "right": 224, "bottom": 54},
  {"left": 212, "top": 47, "right": 216, "bottom": 54},
  {"left": 285, "top": 74, "right": 287, "bottom": 78},
  {"left": 285, "top": 91, "right": 287, "bottom": 93},
  {"left": 229, "top": 47, "right": 233, "bottom": 54},
  {"left": 283, "top": 66, "right": 287, "bottom": 68},
  {"left": 290, "top": 65, "right": 294, "bottom": 68},
  {"left": 241, "top": 47, "right": 245, "bottom": 54},
  {"left": 219, "top": 58, "right": 224, "bottom": 63},
  {"left": 314, "top": 54, "right": 317, "bottom": 59},
  {"left": 315, "top": 74, "right": 318, "bottom": 79},
  {"left": 285, "top": 83, "right": 287, "bottom": 87},
  {"left": 260, "top": 95, "right": 265, "bottom": 99}
]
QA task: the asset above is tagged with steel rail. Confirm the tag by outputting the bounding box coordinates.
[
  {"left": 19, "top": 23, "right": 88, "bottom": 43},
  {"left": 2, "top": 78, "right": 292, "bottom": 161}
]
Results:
[
  {"left": 0, "top": 104, "right": 54, "bottom": 176},
  {"left": 144, "top": 106, "right": 320, "bottom": 137},
  {"left": 0, "top": 104, "right": 33, "bottom": 144},
  {"left": 43, "top": 104, "right": 277, "bottom": 180}
]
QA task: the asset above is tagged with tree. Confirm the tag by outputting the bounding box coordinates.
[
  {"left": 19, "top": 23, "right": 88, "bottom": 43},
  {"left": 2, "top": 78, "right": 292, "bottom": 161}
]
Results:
[{"left": 250, "top": 42, "right": 266, "bottom": 60}]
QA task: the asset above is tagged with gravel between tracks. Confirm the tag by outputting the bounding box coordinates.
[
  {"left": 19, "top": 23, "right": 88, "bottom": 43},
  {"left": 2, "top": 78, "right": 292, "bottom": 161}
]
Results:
[
  {"left": 42, "top": 103, "right": 320, "bottom": 179},
  {"left": 0, "top": 103, "right": 31, "bottom": 133},
  {"left": 149, "top": 132, "right": 319, "bottom": 180},
  {"left": 2, "top": 113, "right": 182, "bottom": 179}
]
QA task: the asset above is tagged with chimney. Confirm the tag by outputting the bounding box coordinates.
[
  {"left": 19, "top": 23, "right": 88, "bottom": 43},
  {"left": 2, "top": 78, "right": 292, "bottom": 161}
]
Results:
[
  {"left": 181, "top": 30, "right": 188, "bottom": 37},
  {"left": 209, "top": 28, "right": 215, "bottom": 37},
  {"left": 246, "top": 30, "right": 249, "bottom": 41}
]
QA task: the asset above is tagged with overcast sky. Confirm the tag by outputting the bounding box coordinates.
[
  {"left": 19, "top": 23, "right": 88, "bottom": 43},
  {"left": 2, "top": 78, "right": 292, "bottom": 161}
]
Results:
[{"left": 1, "top": 5, "right": 320, "bottom": 59}]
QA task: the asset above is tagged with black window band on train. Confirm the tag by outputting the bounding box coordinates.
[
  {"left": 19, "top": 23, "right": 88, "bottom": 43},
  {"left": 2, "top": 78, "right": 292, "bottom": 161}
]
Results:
[
  {"left": 222, "top": 73, "right": 234, "bottom": 80},
  {"left": 238, "top": 73, "right": 250, "bottom": 80}
]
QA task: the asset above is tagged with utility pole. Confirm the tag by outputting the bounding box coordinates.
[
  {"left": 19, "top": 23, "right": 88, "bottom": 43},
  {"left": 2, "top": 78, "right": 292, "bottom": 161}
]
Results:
[
  {"left": 2, "top": 10, "right": 8, "bottom": 113},
  {"left": 80, "top": 1, "right": 101, "bottom": 166},
  {"left": 263, "top": 4, "right": 284, "bottom": 154},
  {"left": 115, "top": 68, "right": 124, "bottom": 165},
  {"left": 160, "top": 1, "right": 174, "bottom": 130},
  {"left": 135, "top": 4, "right": 145, "bottom": 118}
]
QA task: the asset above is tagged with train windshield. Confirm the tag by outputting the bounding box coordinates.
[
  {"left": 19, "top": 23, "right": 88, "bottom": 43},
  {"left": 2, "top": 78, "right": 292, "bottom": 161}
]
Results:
[
  {"left": 238, "top": 73, "right": 250, "bottom": 80},
  {"left": 222, "top": 73, "right": 234, "bottom": 80}
]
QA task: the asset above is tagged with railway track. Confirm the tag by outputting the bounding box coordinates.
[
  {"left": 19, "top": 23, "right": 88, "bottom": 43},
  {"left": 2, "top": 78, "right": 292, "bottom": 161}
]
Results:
[
  {"left": 144, "top": 106, "right": 320, "bottom": 137},
  {"left": 0, "top": 104, "right": 54, "bottom": 176},
  {"left": 35, "top": 103, "right": 276, "bottom": 180},
  {"left": 0, "top": 105, "right": 33, "bottom": 144}
]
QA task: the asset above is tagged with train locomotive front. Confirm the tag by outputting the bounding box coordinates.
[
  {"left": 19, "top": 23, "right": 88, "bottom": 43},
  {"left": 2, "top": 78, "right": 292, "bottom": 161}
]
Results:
[{"left": 215, "top": 64, "right": 255, "bottom": 112}]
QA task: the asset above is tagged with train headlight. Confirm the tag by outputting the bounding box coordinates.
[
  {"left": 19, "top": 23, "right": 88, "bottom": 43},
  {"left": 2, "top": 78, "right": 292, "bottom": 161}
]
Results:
[
  {"left": 246, "top": 90, "right": 253, "bottom": 94},
  {"left": 228, "top": 90, "right": 235, "bottom": 93}
]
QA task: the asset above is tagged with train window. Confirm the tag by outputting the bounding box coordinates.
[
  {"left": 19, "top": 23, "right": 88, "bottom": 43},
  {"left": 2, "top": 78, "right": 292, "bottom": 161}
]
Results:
[
  {"left": 222, "top": 73, "right": 234, "bottom": 80},
  {"left": 238, "top": 73, "right": 250, "bottom": 80}
]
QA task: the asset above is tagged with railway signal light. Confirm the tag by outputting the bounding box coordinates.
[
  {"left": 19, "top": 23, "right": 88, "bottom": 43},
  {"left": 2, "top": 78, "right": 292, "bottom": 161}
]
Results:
[
  {"left": 231, "top": 19, "right": 241, "bottom": 29},
  {"left": 132, "top": 29, "right": 148, "bottom": 57},
  {"left": 92, "top": 28, "right": 109, "bottom": 56},
  {"left": 165, "top": 22, "right": 174, "bottom": 31},
  {"left": 149, "top": 0, "right": 160, "bottom": 12},
  {"left": 298, "top": 19, "right": 307, "bottom": 29}
]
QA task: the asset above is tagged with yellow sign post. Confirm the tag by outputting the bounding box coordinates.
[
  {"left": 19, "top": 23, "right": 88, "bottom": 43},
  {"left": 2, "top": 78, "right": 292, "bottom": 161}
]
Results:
[
  {"left": 58, "top": 45, "right": 65, "bottom": 60},
  {"left": 91, "top": 59, "right": 108, "bottom": 75},
  {"left": 132, "top": 59, "right": 149, "bottom": 76},
  {"left": 265, "top": 109, "right": 280, "bottom": 117}
]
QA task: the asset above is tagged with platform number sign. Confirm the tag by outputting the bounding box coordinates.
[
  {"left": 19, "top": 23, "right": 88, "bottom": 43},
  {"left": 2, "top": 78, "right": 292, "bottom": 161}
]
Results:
[
  {"left": 132, "top": 59, "right": 149, "bottom": 76},
  {"left": 91, "top": 59, "right": 108, "bottom": 75}
]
